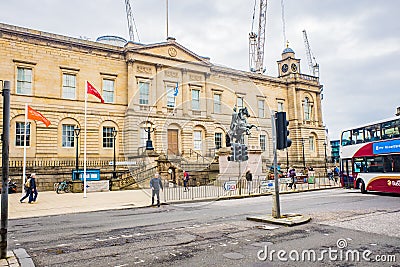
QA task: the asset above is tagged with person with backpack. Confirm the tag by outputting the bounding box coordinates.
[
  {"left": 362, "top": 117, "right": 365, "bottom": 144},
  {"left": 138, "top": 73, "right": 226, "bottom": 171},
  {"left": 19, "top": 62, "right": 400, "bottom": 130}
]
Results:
[
  {"left": 183, "top": 170, "right": 190, "bottom": 192},
  {"left": 20, "top": 173, "right": 38, "bottom": 203}
]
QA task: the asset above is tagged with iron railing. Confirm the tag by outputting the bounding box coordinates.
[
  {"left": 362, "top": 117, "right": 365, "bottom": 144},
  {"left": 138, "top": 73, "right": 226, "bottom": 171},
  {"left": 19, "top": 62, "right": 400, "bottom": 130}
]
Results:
[{"left": 163, "top": 173, "right": 339, "bottom": 202}]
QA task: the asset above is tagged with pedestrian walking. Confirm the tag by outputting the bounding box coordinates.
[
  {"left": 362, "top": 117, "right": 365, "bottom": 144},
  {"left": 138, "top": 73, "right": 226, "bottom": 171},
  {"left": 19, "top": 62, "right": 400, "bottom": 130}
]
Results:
[
  {"left": 20, "top": 175, "right": 32, "bottom": 203},
  {"left": 288, "top": 168, "right": 297, "bottom": 190},
  {"left": 245, "top": 168, "right": 253, "bottom": 194},
  {"left": 183, "top": 170, "right": 190, "bottom": 192},
  {"left": 327, "top": 167, "right": 334, "bottom": 181},
  {"left": 20, "top": 173, "right": 38, "bottom": 203},
  {"left": 29, "top": 173, "right": 38, "bottom": 203},
  {"left": 150, "top": 172, "right": 163, "bottom": 207}
]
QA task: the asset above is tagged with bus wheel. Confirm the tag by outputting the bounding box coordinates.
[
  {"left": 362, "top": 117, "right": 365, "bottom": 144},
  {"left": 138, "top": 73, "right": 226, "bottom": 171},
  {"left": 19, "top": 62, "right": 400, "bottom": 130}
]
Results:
[{"left": 360, "top": 180, "right": 367, "bottom": 194}]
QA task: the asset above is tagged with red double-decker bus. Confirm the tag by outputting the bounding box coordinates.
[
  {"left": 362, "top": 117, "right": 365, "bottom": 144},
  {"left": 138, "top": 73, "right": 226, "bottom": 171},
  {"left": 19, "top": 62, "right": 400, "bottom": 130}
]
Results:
[{"left": 340, "top": 116, "right": 400, "bottom": 194}]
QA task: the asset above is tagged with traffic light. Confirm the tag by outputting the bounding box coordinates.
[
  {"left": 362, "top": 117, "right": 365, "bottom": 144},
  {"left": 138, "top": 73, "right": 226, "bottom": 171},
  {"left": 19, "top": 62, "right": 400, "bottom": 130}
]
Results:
[
  {"left": 275, "top": 111, "right": 292, "bottom": 150},
  {"left": 241, "top": 144, "right": 249, "bottom": 161},
  {"left": 234, "top": 143, "right": 242, "bottom": 161},
  {"left": 227, "top": 144, "right": 235, "bottom": 161}
]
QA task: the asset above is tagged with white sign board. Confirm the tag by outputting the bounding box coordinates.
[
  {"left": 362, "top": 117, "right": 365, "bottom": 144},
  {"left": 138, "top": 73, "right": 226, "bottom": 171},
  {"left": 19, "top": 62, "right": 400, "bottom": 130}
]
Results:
[
  {"left": 279, "top": 178, "right": 292, "bottom": 184},
  {"left": 260, "top": 180, "right": 274, "bottom": 192},
  {"left": 223, "top": 181, "right": 237, "bottom": 191},
  {"left": 86, "top": 180, "right": 110, "bottom": 192}
]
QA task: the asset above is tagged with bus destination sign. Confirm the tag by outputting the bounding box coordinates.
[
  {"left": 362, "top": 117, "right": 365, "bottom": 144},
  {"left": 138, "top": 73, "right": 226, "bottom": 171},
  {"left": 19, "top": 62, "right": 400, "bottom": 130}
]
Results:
[{"left": 373, "top": 139, "right": 400, "bottom": 154}]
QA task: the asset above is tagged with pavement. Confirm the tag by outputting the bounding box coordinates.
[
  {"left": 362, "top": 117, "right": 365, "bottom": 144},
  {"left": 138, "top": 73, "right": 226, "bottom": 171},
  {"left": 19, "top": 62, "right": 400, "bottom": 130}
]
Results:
[{"left": 1, "top": 184, "right": 339, "bottom": 266}]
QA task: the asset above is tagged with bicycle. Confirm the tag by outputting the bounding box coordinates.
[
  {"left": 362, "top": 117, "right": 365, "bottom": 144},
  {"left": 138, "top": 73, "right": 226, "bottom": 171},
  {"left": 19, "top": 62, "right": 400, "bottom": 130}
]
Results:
[{"left": 56, "top": 180, "right": 72, "bottom": 194}]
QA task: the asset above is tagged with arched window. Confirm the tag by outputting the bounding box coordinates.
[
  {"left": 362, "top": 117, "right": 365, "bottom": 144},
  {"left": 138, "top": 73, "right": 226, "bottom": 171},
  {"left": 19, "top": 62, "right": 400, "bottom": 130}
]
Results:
[
  {"left": 194, "top": 130, "right": 202, "bottom": 150},
  {"left": 308, "top": 135, "right": 315, "bottom": 152},
  {"left": 304, "top": 97, "right": 311, "bottom": 121}
]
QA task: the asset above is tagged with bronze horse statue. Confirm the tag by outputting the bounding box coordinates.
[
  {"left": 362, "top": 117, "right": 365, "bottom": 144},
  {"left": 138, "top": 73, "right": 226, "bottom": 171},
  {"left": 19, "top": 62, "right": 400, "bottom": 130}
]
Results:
[{"left": 227, "top": 106, "right": 258, "bottom": 143}]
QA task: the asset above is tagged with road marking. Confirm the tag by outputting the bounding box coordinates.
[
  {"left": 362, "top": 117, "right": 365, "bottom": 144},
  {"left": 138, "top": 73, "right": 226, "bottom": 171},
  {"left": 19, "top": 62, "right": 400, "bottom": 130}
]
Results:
[
  {"left": 121, "top": 234, "right": 133, "bottom": 238},
  {"left": 56, "top": 243, "right": 73, "bottom": 247}
]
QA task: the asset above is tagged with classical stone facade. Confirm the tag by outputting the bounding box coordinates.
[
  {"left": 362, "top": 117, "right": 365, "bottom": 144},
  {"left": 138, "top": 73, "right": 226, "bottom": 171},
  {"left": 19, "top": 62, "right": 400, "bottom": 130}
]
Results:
[{"left": 0, "top": 23, "right": 326, "bottom": 170}]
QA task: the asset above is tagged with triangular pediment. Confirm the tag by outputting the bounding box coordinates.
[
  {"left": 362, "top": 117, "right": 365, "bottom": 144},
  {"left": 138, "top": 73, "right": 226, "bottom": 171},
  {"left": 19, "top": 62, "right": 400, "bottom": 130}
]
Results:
[{"left": 126, "top": 40, "right": 210, "bottom": 65}]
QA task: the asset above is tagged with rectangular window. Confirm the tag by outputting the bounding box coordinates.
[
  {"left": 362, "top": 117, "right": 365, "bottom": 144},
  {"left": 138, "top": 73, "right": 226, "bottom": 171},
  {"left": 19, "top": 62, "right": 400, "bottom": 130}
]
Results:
[
  {"left": 213, "top": 94, "right": 221, "bottom": 113},
  {"left": 260, "top": 135, "right": 266, "bottom": 151},
  {"left": 139, "top": 81, "right": 150, "bottom": 105},
  {"left": 258, "top": 100, "right": 265, "bottom": 118},
  {"left": 103, "top": 79, "right": 115, "bottom": 103},
  {"left": 62, "top": 125, "right": 75, "bottom": 147},
  {"left": 62, "top": 73, "right": 76, "bottom": 99},
  {"left": 103, "top": 127, "right": 115, "bottom": 148},
  {"left": 192, "top": 89, "right": 200, "bottom": 110},
  {"left": 15, "top": 122, "right": 30, "bottom": 147},
  {"left": 278, "top": 102, "right": 284, "bottom": 112},
  {"left": 237, "top": 97, "right": 244, "bottom": 109},
  {"left": 166, "top": 84, "right": 176, "bottom": 108},
  {"left": 215, "top": 133, "right": 222, "bottom": 149},
  {"left": 17, "top": 67, "right": 32, "bottom": 95},
  {"left": 194, "top": 131, "right": 202, "bottom": 150}
]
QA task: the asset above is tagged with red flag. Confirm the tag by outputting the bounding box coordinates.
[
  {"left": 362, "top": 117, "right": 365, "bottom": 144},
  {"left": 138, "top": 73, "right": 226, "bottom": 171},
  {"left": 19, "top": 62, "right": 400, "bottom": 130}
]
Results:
[
  {"left": 27, "top": 106, "right": 51, "bottom": 127},
  {"left": 86, "top": 81, "right": 104, "bottom": 103}
]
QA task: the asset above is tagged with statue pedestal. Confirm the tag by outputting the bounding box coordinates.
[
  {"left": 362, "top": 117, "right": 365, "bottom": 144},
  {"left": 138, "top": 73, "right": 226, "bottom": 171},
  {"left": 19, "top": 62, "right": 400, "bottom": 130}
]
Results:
[
  {"left": 71, "top": 180, "right": 83, "bottom": 193},
  {"left": 217, "top": 146, "right": 264, "bottom": 185}
]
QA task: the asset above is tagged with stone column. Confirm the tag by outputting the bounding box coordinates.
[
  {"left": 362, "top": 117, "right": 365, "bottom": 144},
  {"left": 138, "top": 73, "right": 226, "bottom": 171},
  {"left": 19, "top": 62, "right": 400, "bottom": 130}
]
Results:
[
  {"left": 182, "top": 69, "right": 189, "bottom": 116},
  {"left": 155, "top": 64, "right": 164, "bottom": 113},
  {"left": 205, "top": 73, "right": 212, "bottom": 118},
  {"left": 126, "top": 57, "right": 136, "bottom": 109}
]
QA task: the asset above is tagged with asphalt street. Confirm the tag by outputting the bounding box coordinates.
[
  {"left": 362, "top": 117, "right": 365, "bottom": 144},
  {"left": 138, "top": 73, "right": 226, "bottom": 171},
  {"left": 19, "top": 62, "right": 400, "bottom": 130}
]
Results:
[{"left": 8, "top": 188, "right": 400, "bottom": 266}]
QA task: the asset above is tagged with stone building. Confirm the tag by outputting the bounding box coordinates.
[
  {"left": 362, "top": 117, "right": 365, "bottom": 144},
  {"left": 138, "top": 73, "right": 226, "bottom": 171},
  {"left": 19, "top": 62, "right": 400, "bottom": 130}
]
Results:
[{"left": 0, "top": 23, "right": 326, "bottom": 175}]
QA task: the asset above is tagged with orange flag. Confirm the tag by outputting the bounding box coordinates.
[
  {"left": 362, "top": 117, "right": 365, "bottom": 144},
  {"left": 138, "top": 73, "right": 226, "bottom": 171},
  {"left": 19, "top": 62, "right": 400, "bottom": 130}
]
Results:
[{"left": 27, "top": 106, "right": 51, "bottom": 127}]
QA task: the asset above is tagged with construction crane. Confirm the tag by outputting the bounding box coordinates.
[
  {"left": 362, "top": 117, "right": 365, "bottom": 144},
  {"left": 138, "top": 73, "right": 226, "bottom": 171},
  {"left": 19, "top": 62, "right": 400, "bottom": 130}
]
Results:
[
  {"left": 249, "top": 0, "right": 267, "bottom": 74},
  {"left": 302, "top": 30, "right": 319, "bottom": 77},
  {"left": 124, "top": 0, "right": 140, "bottom": 42}
]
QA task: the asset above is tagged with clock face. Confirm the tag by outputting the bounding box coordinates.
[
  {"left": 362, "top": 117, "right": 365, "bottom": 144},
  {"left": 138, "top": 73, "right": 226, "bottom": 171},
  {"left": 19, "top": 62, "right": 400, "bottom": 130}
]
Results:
[
  {"left": 291, "top": 63, "right": 298, "bottom": 72},
  {"left": 281, "top": 64, "right": 288, "bottom": 73},
  {"left": 168, "top": 47, "right": 177, "bottom": 57}
]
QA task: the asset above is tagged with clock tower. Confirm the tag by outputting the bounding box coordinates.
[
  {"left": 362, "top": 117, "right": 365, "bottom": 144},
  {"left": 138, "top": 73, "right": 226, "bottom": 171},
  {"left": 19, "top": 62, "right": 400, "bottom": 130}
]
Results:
[{"left": 277, "top": 42, "right": 301, "bottom": 77}]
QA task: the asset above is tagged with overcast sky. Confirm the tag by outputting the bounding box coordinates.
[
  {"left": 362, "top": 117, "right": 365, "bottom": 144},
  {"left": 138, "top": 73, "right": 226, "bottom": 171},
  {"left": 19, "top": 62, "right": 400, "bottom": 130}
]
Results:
[{"left": 1, "top": 0, "right": 399, "bottom": 140}]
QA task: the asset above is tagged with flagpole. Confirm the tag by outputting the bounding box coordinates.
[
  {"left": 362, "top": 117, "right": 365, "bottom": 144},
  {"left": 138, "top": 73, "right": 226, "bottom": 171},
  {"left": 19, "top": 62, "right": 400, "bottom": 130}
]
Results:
[
  {"left": 84, "top": 81, "right": 87, "bottom": 198},
  {"left": 166, "top": 0, "right": 169, "bottom": 38},
  {"left": 22, "top": 104, "right": 28, "bottom": 196}
]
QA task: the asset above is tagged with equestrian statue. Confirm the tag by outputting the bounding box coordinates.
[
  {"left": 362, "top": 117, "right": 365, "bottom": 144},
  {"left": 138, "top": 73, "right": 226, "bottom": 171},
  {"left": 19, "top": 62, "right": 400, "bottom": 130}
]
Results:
[{"left": 227, "top": 106, "right": 258, "bottom": 144}]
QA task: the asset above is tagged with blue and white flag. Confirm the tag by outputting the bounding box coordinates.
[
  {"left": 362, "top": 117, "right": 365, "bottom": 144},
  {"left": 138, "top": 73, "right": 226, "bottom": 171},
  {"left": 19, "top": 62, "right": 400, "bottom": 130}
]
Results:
[{"left": 173, "top": 82, "right": 179, "bottom": 97}]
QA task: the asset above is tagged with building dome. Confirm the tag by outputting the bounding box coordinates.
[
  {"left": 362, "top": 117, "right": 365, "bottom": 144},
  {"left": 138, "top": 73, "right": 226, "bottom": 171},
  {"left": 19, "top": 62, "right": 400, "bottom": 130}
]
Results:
[
  {"left": 96, "top": 36, "right": 127, "bottom": 46},
  {"left": 282, "top": 47, "right": 294, "bottom": 54}
]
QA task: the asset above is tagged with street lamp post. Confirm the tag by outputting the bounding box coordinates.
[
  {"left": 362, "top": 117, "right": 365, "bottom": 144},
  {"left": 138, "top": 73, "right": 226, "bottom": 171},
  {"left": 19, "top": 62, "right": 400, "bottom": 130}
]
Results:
[
  {"left": 144, "top": 126, "right": 155, "bottom": 150},
  {"left": 286, "top": 148, "right": 289, "bottom": 173},
  {"left": 323, "top": 142, "right": 327, "bottom": 175},
  {"left": 112, "top": 129, "right": 118, "bottom": 179},
  {"left": 74, "top": 126, "right": 81, "bottom": 180},
  {"left": 302, "top": 138, "right": 306, "bottom": 170}
]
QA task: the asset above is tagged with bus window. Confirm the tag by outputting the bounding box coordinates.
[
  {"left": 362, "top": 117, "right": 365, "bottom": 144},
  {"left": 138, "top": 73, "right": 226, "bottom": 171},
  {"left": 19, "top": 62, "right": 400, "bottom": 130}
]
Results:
[
  {"left": 366, "top": 156, "right": 384, "bottom": 172},
  {"left": 383, "top": 156, "right": 393, "bottom": 172},
  {"left": 353, "top": 157, "right": 365, "bottom": 173},
  {"left": 381, "top": 119, "right": 400, "bottom": 139},
  {"left": 341, "top": 130, "right": 352, "bottom": 146},
  {"left": 392, "top": 119, "right": 400, "bottom": 138},
  {"left": 365, "top": 124, "right": 381, "bottom": 141},
  {"left": 352, "top": 128, "right": 364, "bottom": 144},
  {"left": 393, "top": 155, "right": 400, "bottom": 172}
]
